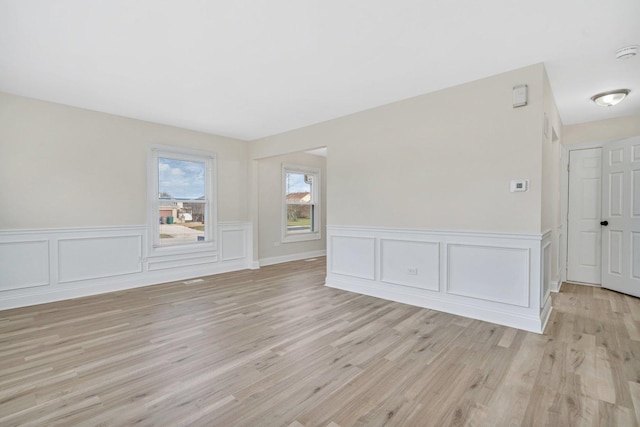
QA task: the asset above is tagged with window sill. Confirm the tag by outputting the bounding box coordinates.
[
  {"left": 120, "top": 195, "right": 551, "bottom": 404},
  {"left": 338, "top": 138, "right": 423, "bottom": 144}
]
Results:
[
  {"left": 148, "top": 241, "right": 217, "bottom": 258},
  {"left": 282, "top": 232, "right": 321, "bottom": 244}
]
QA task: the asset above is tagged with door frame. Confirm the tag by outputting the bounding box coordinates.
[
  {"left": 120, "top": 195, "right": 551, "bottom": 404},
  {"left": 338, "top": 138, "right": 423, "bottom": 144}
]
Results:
[{"left": 560, "top": 140, "right": 605, "bottom": 285}]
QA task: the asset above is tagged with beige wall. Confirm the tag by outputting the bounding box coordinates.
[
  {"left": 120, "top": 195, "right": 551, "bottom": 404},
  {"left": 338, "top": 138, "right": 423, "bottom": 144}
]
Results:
[
  {"left": 0, "top": 92, "right": 249, "bottom": 229},
  {"left": 253, "top": 64, "right": 547, "bottom": 233},
  {"left": 563, "top": 114, "right": 640, "bottom": 146},
  {"left": 258, "top": 152, "right": 326, "bottom": 260}
]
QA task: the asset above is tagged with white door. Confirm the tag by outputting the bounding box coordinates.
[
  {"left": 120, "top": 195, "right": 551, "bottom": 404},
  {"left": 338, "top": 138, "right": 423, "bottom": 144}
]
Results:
[
  {"left": 602, "top": 136, "right": 640, "bottom": 297},
  {"left": 567, "top": 148, "right": 602, "bottom": 284}
]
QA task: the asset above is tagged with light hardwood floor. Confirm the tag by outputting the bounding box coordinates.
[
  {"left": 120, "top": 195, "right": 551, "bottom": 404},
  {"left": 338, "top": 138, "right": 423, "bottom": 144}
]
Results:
[{"left": 1, "top": 257, "right": 639, "bottom": 426}]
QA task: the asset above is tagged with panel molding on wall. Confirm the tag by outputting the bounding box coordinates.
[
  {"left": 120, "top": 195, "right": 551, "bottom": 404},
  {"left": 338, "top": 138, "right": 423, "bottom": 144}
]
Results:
[
  {"left": 0, "top": 240, "right": 50, "bottom": 291},
  {"left": 325, "top": 225, "right": 551, "bottom": 333},
  {"left": 58, "top": 235, "right": 143, "bottom": 283},
  {"left": 0, "top": 222, "right": 252, "bottom": 310},
  {"left": 329, "top": 235, "right": 376, "bottom": 280},
  {"left": 446, "top": 244, "right": 530, "bottom": 307},
  {"left": 221, "top": 228, "right": 247, "bottom": 261},
  {"left": 380, "top": 239, "right": 439, "bottom": 291}
]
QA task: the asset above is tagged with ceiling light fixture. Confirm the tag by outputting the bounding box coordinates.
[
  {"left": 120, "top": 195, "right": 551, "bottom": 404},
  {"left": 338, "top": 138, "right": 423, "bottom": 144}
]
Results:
[
  {"left": 616, "top": 45, "right": 638, "bottom": 60},
  {"left": 591, "top": 89, "right": 630, "bottom": 107}
]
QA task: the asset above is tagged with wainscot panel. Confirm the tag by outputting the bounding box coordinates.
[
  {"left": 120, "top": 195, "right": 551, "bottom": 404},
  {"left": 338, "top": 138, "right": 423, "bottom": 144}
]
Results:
[
  {"left": 447, "top": 244, "right": 529, "bottom": 307},
  {"left": 380, "top": 239, "right": 439, "bottom": 291},
  {"left": 0, "top": 240, "right": 50, "bottom": 291},
  {"left": 329, "top": 235, "right": 375, "bottom": 280},
  {"left": 326, "top": 226, "right": 553, "bottom": 333},
  {"left": 0, "top": 222, "right": 252, "bottom": 310},
  {"left": 58, "top": 235, "right": 142, "bottom": 283},
  {"left": 221, "top": 228, "right": 247, "bottom": 261}
]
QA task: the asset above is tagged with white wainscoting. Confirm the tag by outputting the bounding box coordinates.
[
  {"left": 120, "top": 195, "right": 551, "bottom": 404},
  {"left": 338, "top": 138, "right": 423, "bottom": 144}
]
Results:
[
  {"left": 380, "top": 239, "right": 439, "bottom": 291},
  {"left": 326, "top": 226, "right": 553, "bottom": 333},
  {"left": 0, "top": 222, "right": 252, "bottom": 310},
  {"left": 329, "top": 236, "right": 376, "bottom": 280},
  {"left": 58, "top": 234, "right": 143, "bottom": 283},
  {"left": 0, "top": 240, "right": 50, "bottom": 291},
  {"left": 447, "top": 244, "right": 530, "bottom": 307}
]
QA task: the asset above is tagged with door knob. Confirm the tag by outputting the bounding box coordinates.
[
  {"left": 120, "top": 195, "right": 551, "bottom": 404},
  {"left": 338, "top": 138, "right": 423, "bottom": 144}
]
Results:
[{"left": 600, "top": 220, "right": 608, "bottom": 226}]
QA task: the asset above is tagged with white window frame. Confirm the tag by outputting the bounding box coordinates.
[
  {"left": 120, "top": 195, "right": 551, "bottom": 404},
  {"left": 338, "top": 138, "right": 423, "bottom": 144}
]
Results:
[
  {"left": 282, "top": 164, "right": 321, "bottom": 243},
  {"left": 147, "top": 144, "right": 217, "bottom": 256}
]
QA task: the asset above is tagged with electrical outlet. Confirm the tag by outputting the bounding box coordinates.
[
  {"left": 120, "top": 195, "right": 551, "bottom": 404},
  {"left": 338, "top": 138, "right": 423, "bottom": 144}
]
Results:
[{"left": 407, "top": 267, "right": 418, "bottom": 275}]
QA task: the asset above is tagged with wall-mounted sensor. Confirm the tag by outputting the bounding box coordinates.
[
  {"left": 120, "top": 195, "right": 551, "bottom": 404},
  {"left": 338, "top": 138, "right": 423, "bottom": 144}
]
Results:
[
  {"left": 513, "top": 85, "right": 528, "bottom": 108},
  {"left": 510, "top": 179, "right": 528, "bottom": 192}
]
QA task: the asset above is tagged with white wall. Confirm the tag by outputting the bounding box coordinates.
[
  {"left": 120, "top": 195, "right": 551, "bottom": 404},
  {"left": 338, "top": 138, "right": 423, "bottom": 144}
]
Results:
[
  {"left": 257, "top": 152, "right": 326, "bottom": 264},
  {"left": 563, "top": 114, "right": 640, "bottom": 146},
  {"left": 0, "top": 92, "right": 249, "bottom": 229},
  {"left": 252, "top": 64, "right": 546, "bottom": 233}
]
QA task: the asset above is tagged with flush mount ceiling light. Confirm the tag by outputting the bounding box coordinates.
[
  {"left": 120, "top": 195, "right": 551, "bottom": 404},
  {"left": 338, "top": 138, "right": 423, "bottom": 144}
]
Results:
[{"left": 591, "top": 89, "right": 630, "bottom": 107}]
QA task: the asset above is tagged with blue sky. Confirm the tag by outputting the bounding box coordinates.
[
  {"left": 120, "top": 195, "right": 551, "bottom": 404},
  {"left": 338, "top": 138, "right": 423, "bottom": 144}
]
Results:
[
  {"left": 286, "top": 172, "right": 311, "bottom": 194},
  {"left": 158, "top": 158, "right": 205, "bottom": 199}
]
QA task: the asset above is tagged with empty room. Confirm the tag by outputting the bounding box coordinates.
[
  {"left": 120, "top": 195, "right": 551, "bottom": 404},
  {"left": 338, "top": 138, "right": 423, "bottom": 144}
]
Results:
[{"left": 1, "top": 1, "right": 640, "bottom": 425}]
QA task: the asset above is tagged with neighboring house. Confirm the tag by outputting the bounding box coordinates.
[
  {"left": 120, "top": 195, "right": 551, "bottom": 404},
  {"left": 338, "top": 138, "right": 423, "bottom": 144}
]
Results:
[
  {"left": 158, "top": 201, "right": 200, "bottom": 224},
  {"left": 285, "top": 191, "right": 311, "bottom": 220}
]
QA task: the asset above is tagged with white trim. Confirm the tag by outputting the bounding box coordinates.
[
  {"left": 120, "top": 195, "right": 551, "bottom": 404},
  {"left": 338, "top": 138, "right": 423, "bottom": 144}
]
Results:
[
  {"left": 281, "top": 163, "right": 321, "bottom": 243},
  {"left": 328, "top": 225, "right": 547, "bottom": 240},
  {"left": 0, "top": 222, "right": 253, "bottom": 310},
  {"left": 561, "top": 140, "right": 606, "bottom": 286},
  {"left": 540, "top": 292, "right": 553, "bottom": 333},
  {"left": 326, "top": 276, "right": 544, "bottom": 333},
  {"left": 259, "top": 250, "right": 326, "bottom": 267},
  {"left": 446, "top": 243, "right": 531, "bottom": 308},
  {"left": 325, "top": 225, "right": 550, "bottom": 333},
  {"left": 147, "top": 144, "right": 218, "bottom": 256},
  {"left": 550, "top": 280, "right": 560, "bottom": 292},
  {"left": 57, "top": 234, "right": 143, "bottom": 283},
  {"left": 0, "top": 225, "right": 145, "bottom": 235},
  {"left": 0, "top": 260, "right": 249, "bottom": 311},
  {"left": 564, "top": 280, "right": 601, "bottom": 287},
  {"left": 0, "top": 240, "right": 50, "bottom": 290}
]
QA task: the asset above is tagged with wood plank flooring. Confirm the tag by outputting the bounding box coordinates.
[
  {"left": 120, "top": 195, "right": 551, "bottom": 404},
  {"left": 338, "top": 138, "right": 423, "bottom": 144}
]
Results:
[{"left": 1, "top": 257, "right": 639, "bottom": 426}]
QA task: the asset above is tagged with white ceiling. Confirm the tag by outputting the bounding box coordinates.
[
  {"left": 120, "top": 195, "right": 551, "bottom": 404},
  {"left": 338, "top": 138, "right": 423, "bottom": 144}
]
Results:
[{"left": 1, "top": 1, "right": 639, "bottom": 140}]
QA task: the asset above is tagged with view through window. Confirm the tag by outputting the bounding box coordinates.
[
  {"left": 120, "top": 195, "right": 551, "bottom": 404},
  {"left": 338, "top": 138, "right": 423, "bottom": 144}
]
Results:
[
  {"left": 283, "top": 166, "right": 319, "bottom": 241},
  {"left": 156, "top": 156, "right": 208, "bottom": 246}
]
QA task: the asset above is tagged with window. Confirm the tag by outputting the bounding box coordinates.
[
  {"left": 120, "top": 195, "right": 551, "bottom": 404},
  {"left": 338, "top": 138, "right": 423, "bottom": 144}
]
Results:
[
  {"left": 148, "top": 145, "right": 216, "bottom": 252},
  {"left": 282, "top": 164, "right": 320, "bottom": 243}
]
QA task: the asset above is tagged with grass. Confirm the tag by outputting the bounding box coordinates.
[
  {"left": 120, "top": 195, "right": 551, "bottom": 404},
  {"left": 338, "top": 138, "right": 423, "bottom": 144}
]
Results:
[{"left": 287, "top": 218, "right": 311, "bottom": 226}]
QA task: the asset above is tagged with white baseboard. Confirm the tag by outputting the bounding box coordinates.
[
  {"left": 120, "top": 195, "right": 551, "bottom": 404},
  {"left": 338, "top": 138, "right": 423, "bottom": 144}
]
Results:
[
  {"left": 550, "top": 280, "right": 560, "bottom": 292},
  {"left": 326, "top": 225, "right": 550, "bottom": 333},
  {"left": 0, "top": 258, "right": 248, "bottom": 311},
  {"left": 259, "top": 250, "right": 326, "bottom": 267},
  {"left": 540, "top": 294, "right": 553, "bottom": 333},
  {"left": 326, "top": 277, "right": 545, "bottom": 333},
  {"left": 0, "top": 223, "right": 253, "bottom": 310}
]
